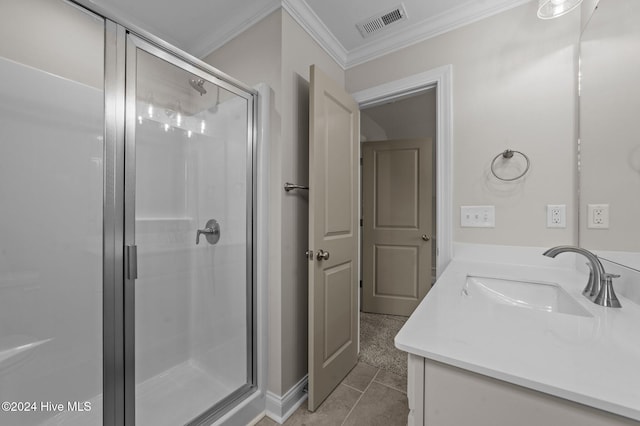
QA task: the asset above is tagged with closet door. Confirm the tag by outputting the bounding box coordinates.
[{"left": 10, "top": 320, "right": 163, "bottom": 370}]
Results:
[{"left": 362, "top": 138, "right": 434, "bottom": 316}]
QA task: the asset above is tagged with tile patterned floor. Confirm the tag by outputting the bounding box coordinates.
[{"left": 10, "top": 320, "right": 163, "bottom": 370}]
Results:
[{"left": 255, "top": 362, "right": 408, "bottom": 426}]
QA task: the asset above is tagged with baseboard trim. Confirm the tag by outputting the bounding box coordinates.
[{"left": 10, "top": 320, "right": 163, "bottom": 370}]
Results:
[
  {"left": 265, "top": 375, "right": 308, "bottom": 423},
  {"left": 246, "top": 411, "right": 268, "bottom": 426}
]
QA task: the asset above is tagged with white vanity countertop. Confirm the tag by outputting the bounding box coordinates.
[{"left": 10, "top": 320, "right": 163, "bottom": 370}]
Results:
[{"left": 395, "top": 248, "right": 640, "bottom": 421}]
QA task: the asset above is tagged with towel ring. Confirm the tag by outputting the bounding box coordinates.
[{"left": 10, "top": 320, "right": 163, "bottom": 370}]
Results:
[{"left": 490, "top": 149, "right": 530, "bottom": 181}]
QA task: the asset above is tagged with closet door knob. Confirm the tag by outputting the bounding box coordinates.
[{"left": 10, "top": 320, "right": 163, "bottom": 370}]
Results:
[
  {"left": 421, "top": 234, "right": 430, "bottom": 241},
  {"left": 316, "top": 249, "right": 330, "bottom": 261}
]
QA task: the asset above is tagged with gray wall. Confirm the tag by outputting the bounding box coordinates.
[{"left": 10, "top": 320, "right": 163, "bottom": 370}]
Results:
[
  {"left": 361, "top": 89, "right": 437, "bottom": 142},
  {"left": 347, "top": 1, "right": 580, "bottom": 248},
  {"left": 0, "top": 0, "right": 103, "bottom": 88}
]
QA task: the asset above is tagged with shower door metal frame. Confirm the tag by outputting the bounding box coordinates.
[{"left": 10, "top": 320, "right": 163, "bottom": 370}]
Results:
[
  {"left": 103, "top": 19, "right": 127, "bottom": 426},
  {"left": 101, "top": 19, "right": 258, "bottom": 425}
]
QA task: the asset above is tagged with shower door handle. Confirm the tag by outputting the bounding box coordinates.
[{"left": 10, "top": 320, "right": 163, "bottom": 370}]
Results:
[{"left": 196, "top": 219, "right": 221, "bottom": 245}]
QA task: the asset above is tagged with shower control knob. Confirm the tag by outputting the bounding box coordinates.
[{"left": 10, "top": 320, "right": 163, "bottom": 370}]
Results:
[
  {"left": 196, "top": 219, "right": 221, "bottom": 245},
  {"left": 316, "top": 249, "right": 330, "bottom": 261}
]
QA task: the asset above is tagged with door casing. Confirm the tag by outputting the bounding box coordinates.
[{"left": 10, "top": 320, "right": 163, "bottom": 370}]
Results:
[{"left": 352, "top": 66, "right": 454, "bottom": 279}]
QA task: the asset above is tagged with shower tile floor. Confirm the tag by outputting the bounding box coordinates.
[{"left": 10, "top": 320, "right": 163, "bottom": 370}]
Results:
[
  {"left": 255, "top": 362, "right": 409, "bottom": 426},
  {"left": 43, "top": 360, "right": 232, "bottom": 426},
  {"left": 135, "top": 360, "right": 232, "bottom": 425}
]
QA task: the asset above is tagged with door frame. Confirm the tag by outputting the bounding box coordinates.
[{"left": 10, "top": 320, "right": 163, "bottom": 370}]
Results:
[{"left": 351, "top": 65, "right": 453, "bottom": 278}]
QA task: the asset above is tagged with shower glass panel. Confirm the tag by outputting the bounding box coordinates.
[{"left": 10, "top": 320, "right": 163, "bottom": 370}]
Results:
[
  {"left": 0, "top": 0, "right": 104, "bottom": 425},
  {"left": 128, "top": 42, "right": 253, "bottom": 425}
]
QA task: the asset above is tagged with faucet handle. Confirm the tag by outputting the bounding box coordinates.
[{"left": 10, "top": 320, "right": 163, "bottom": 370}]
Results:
[
  {"left": 583, "top": 262, "right": 597, "bottom": 298},
  {"left": 594, "top": 273, "right": 622, "bottom": 308}
]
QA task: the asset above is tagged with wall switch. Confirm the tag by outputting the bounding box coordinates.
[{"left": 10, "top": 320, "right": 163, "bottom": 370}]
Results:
[
  {"left": 460, "top": 206, "right": 495, "bottom": 228},
  {"left": 547, "top": 204, "right": 566, "bottom": 228},
  {"left": 588, "top": 204, "right": 609, "bottom": 229}
]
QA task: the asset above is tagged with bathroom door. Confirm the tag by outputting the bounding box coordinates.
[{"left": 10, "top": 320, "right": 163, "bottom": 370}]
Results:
[
  {"left": 123, "top": 35, "right": 256, "bottom": 425},
  {"left": 361, "top": 139, "right": 434, "bottom": 316},
  {"left": 307, "top": 65, "right": 360, "bottom": 411}
]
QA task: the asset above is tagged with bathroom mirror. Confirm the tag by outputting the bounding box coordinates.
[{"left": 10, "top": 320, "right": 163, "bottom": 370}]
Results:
[{"left": 579, "top": 0, "right": 640, "bottom": 270}]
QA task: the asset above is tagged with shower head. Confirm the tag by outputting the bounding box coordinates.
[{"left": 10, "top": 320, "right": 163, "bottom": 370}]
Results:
[{"left": 189, "top": 78, "right": 207, "bottom": 96}]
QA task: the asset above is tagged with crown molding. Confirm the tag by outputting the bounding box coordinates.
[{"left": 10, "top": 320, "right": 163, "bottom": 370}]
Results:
[
  {"left": 344, "top": 0, "right": 532, "bottom": 68},
  {"left": 281, "top": 0, "right": 531, "bottom": 70},
  {"left": 192, "top": 0, "right": 282, "bottom": 59},
  {"left": 196, "top": 0, "right": 531, "bottom": 69},
  {"left": 280, "top": 0, "right": 348, "bottom": 68}
]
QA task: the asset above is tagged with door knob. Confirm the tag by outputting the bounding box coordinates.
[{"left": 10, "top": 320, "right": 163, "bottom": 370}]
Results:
[
  {"left": 196, "top": 219, "right": 221, "bottom": 245},
  {"left": 421, "top": 234, "right": 430, "bottom": 241},
  {"left": 316, "top": 249, "right": 330, "bottom": 261}
]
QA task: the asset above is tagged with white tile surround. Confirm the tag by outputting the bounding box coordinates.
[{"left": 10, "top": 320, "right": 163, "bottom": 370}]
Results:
[{"left": 0, "top": 56, "right": 104, "bottom": 426}]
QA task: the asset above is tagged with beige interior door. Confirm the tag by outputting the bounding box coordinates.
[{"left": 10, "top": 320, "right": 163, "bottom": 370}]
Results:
[
  {"left": 362, "top": 139, "right": 434, "bottom": 316},
  {"left": 308, "top": 65, "right": 359, "bottom": 411}
]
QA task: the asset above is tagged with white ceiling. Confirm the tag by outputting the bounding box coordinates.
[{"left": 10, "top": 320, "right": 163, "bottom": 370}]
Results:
[{"left": 84, "top": 0, "right": 532, "bottom": 68}]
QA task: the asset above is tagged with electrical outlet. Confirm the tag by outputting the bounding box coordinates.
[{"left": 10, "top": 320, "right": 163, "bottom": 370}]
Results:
[
  {"left": 588, "top": 204, "right": 609, "bottom": 229},
  {"left": 547, "top": 204, "right": 566, "bottom": 228},
  {"left": 460, "top": 206, "right": 495, "bottom": 228}
]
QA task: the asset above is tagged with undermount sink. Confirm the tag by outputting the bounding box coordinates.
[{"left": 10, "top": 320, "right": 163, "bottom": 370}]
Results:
[{"left": 462, "top": 275, "right": 592, "bottom": 317}]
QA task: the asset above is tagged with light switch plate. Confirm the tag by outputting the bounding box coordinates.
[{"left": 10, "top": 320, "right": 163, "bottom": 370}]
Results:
[{"left": 461, "top": 206, "right": 495, "bottom": 228}]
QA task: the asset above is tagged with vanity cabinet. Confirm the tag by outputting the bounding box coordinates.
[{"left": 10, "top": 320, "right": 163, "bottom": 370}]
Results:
[{"left": 407, "top": 354, "right": 639, "bottom": 426}]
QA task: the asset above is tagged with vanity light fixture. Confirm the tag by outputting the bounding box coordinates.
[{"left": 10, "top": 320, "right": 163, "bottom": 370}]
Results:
[{"left": 537, "top": 0, "right": 583, "bottom": 19}]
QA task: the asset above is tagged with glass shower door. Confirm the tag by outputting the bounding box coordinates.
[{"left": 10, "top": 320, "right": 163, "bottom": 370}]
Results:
[{"left": 125, "top": 37, "right": 255, "bottom": 425}]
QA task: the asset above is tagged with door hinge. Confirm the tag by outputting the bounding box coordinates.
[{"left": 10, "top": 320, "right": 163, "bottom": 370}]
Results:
[
  {"left": 126, "top": 245, "right": 138, "bottom": 280},
  {"left": 360, "top": 157, "right": 363, "bottom": 165},
  {"left": 359, "top": 280, "right": 363, "bottom": 288},
  {"left": 360, "top": 218, "right": 363, "bottom": 227}
]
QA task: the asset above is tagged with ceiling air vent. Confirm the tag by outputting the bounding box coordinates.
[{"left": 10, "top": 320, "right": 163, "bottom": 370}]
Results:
[{"left": 356, "top": 4, "right": 408, "bottom": 38}]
